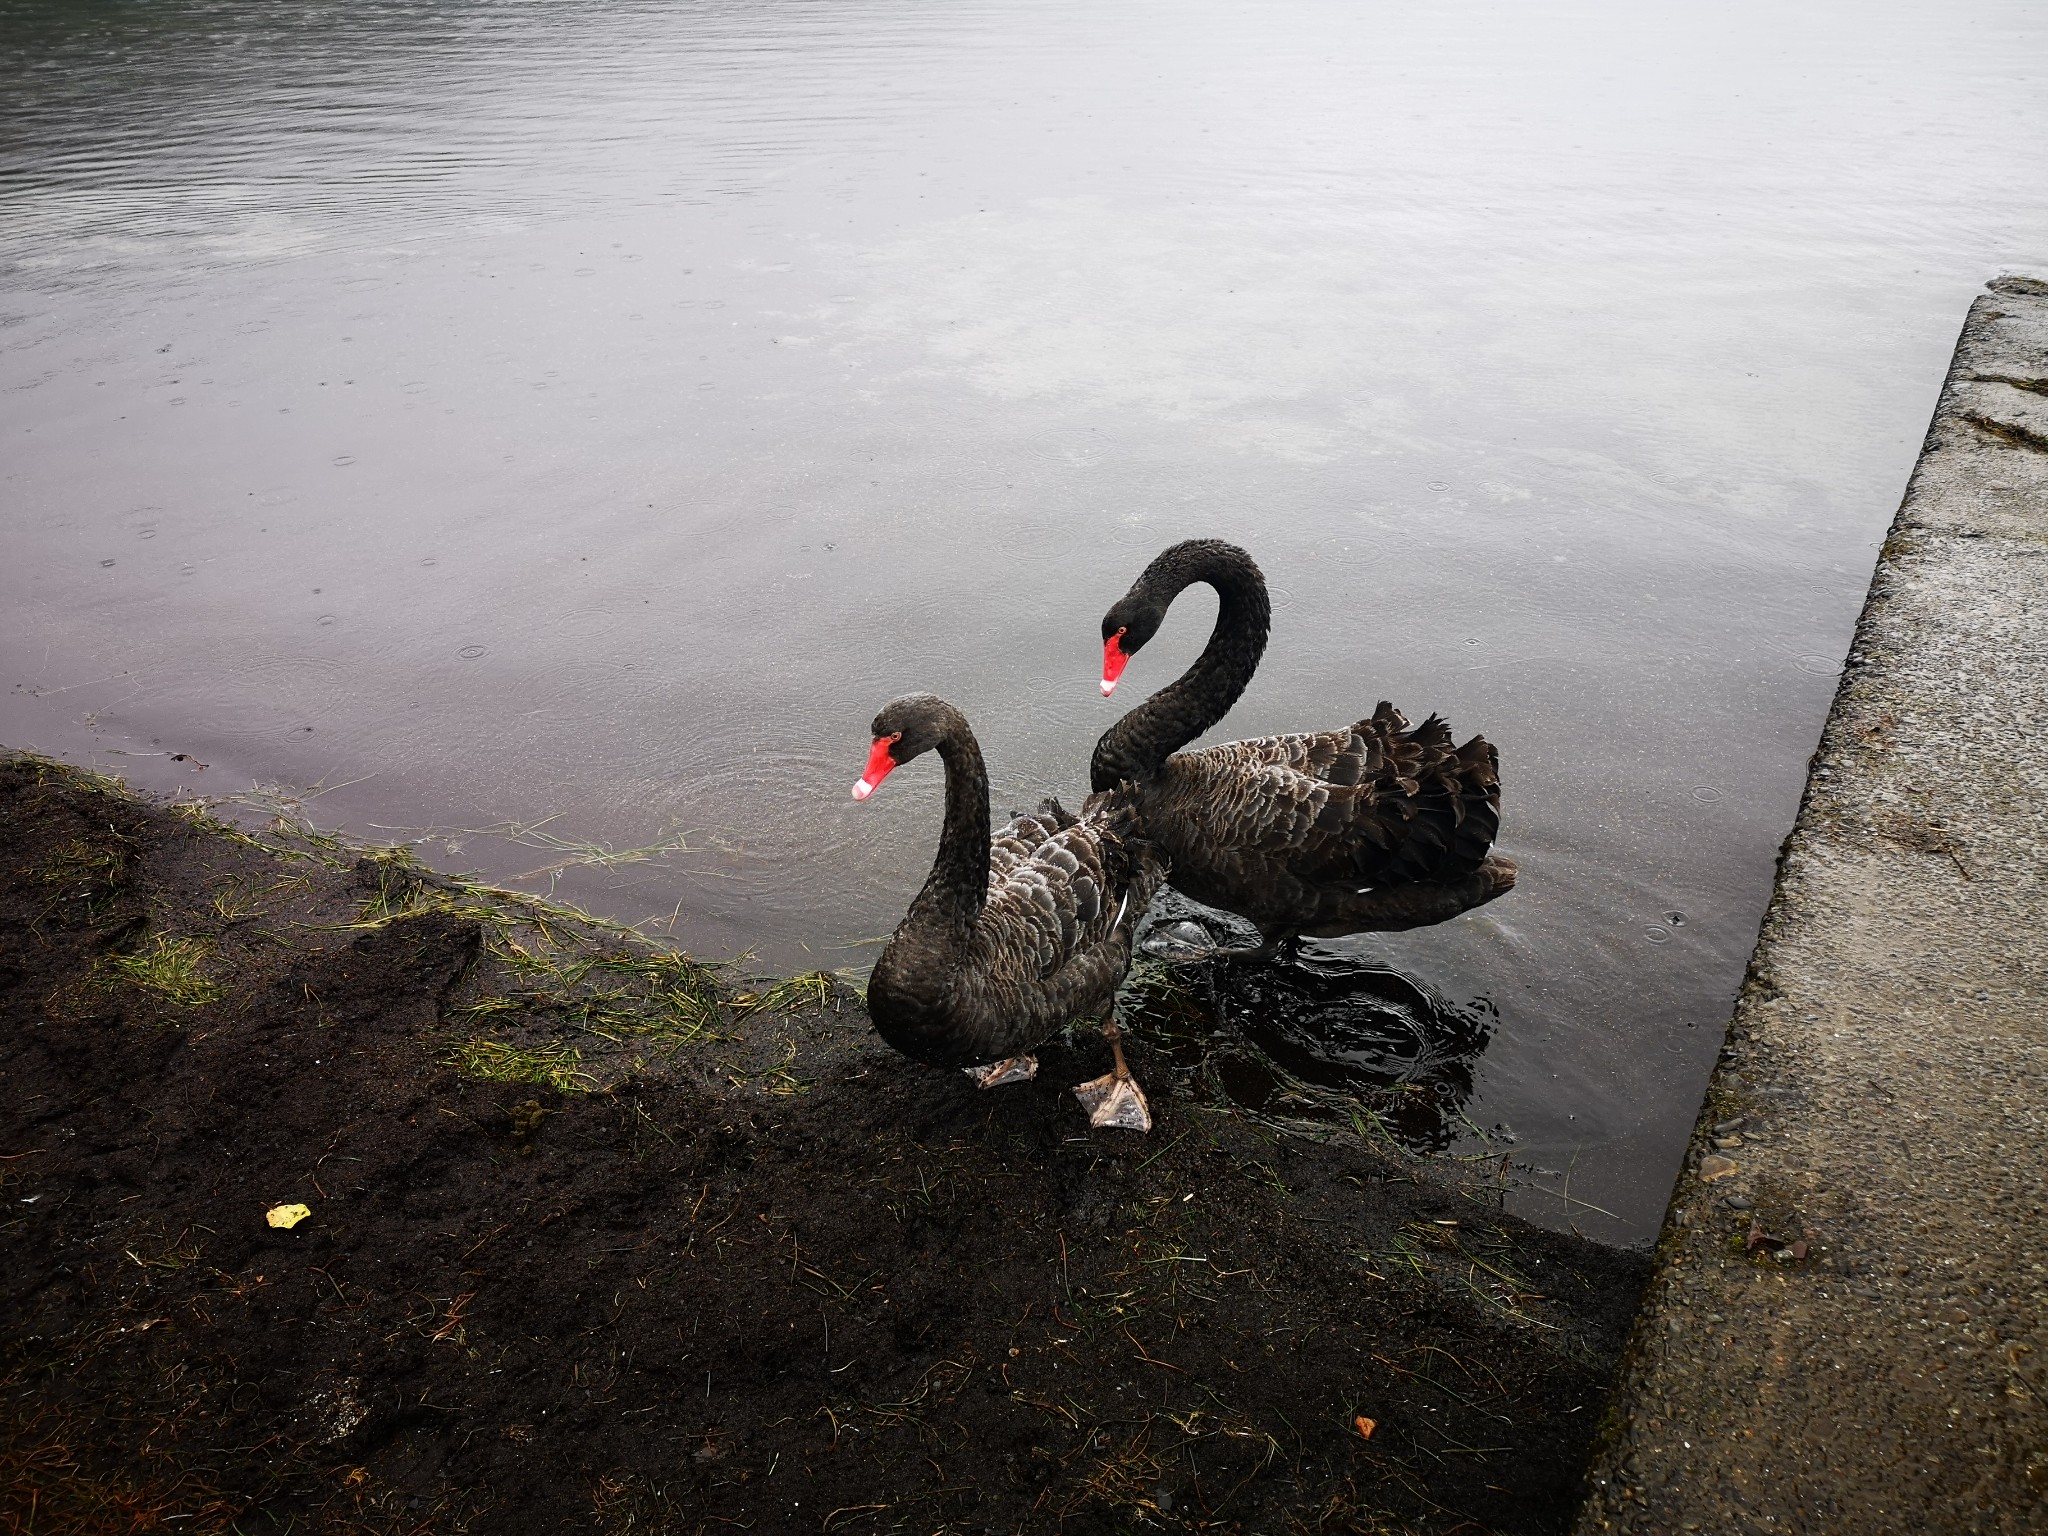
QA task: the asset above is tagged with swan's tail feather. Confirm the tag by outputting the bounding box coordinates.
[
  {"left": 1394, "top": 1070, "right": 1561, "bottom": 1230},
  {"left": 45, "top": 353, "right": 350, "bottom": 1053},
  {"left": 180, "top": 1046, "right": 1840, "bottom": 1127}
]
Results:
[
  {"left": 1344, "top": 704, "right": 1504, "bottom": 882},
  {"left": 1036, "top": 795, "right": 1079, "bottom": 829}
]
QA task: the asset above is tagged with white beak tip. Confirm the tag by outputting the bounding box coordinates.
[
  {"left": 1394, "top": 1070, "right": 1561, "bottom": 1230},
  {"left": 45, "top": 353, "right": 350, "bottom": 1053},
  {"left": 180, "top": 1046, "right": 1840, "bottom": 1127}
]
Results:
[
  {"left": 1100, "top": 680, "right": 1117, "bottom": 697},
  {"left": 851, "top": 780, "right": 874, "bottom": 800}
]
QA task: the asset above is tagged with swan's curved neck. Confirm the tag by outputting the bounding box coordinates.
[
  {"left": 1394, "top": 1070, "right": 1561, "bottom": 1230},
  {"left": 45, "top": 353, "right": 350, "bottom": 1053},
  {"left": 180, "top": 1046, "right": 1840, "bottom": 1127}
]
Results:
[
  {"left": 1091, "top": 544, "right": 1270, "bottom": 790},
  {"left": 903, "top": 720, "right": 992, "bottom": 954}
]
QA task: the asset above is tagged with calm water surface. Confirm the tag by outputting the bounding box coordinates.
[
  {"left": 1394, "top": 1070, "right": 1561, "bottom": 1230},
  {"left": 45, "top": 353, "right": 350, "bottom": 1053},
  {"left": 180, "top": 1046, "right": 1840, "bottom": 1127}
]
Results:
[{"left": 5, "top": 0, "right": 2045, "bottom": 1241}]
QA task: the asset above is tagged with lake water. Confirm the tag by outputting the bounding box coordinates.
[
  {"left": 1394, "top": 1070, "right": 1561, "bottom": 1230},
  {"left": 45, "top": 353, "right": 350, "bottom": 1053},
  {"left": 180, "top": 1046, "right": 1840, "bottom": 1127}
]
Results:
[{"left": 5, "top": 0, "right": 2044, "bottom": 1242}]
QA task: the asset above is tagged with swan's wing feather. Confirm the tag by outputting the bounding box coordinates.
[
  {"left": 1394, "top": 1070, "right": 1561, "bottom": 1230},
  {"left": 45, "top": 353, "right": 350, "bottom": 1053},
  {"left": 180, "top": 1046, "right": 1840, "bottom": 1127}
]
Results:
[
  {"left": 1070, "top": 869, "right": 1101, "bottom": 925},
  {"left": 988, "top": 807, "right": 1069, "bottom": 882},
  {"left": 1159, "top": 704, "right": 1501, "bottom": 890},
  {"left": 974, "top": 796, "right": 1163, "bottom": 990}
]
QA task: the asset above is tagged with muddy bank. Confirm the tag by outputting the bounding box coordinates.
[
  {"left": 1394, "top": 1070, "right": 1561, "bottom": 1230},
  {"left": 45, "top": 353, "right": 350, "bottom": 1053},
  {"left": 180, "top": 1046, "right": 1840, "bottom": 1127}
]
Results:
[{"left": 1, "top": 754, "right": 1646, "bottom": 1534}]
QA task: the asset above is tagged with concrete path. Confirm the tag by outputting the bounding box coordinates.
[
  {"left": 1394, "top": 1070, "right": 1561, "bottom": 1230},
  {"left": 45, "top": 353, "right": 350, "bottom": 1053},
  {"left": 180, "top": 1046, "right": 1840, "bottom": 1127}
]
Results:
[{"left": 1576, "top": 277, "right": 2048, "bottom": 1536}]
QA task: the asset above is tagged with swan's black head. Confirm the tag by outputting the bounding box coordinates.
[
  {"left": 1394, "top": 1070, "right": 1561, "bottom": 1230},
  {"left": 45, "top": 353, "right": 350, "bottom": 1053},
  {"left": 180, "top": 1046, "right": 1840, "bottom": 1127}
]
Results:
[
  {"left": 1099, "top": 591, "right": 1168, "bottom": 697},
  {"left": 1099, "top": 539, "right": 1265, "bottom": 697},
  {"left": 852, "top": 693, "right": 957, "bottom": 799}
]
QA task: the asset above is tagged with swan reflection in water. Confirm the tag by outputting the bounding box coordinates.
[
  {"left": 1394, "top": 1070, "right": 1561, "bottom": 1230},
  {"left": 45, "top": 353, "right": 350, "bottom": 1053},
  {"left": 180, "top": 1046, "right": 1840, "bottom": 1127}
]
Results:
[{"left": 1124, "top": 893, "right": 1497, "bottom": 1154}]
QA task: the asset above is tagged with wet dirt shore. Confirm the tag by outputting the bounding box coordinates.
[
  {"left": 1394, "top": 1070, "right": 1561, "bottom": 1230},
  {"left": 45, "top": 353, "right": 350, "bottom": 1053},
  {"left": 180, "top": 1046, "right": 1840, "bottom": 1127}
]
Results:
[{"left": 1, "top": 752, "right": 1647, "bottom": 1534}]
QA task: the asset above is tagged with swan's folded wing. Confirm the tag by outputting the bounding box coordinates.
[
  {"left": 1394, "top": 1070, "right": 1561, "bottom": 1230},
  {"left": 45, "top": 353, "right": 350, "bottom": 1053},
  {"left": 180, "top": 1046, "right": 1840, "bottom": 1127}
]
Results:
[
  {"left": 975, "top": 807, "right": 1151, "bottom": 986},
  {"left": 1172, "top": 722, "right": 1370, "bottom": 784},
  {"left": 1161, "top": 704, "right": 1501, "bottom": 886},
  {"left": 987, "top": 805, "right": 1070, "bottom": 884}
]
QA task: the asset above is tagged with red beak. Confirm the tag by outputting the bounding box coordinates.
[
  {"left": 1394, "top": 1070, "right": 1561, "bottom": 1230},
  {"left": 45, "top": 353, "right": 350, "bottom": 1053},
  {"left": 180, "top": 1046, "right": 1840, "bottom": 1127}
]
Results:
[
  {"left": 1101, "top": 633, "right": 1130, "bottom": 697},
  {"left": 852, "top": 737, "right": 898, "bottom": 800}
]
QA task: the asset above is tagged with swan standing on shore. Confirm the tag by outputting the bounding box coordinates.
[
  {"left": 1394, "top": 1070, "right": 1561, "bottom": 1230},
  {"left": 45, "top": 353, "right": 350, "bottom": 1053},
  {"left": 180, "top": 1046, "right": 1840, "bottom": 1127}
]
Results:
[
  {"left": 1091, "top": 541, "right": 1516, "bottom": 954},
  {"left": 853, "top": 694, "right": 1166, "bottom": 1130}
]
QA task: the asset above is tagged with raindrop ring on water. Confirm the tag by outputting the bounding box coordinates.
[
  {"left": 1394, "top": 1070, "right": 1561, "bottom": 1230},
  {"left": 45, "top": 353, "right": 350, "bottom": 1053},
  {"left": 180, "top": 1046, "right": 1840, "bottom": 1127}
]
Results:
[
  {"left": 1691, "top": 785, "right": 1723, "bottom": 803},
  {"left": 459, "top": 644, "right": 487, "bottom": 659},
  {"left": 1644, "top": 927, "right": 1671, "bottom": 944}
]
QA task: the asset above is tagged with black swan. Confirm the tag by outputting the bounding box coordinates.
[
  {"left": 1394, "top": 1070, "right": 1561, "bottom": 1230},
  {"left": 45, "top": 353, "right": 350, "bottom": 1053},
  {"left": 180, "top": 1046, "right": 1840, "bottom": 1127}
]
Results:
[
  {"left": 853, "top": 693, "right": 1167, "bottom": 1130},
  {"left": 1090, "top": 540, "right": 1515, "bottom": 951}
]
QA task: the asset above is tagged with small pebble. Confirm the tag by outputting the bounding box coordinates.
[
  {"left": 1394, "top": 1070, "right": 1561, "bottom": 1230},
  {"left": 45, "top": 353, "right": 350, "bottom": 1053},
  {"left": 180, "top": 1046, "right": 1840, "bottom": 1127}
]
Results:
[
  {"left": 1724, "top": 1195, "right": 1754, "bottom": 1210},
  {"left": 1712, "top": 1118, "right": 1746, "bottom": 1134},
  {"left": 1714, "top": 1135, "right": 1744, "bottom": 1149}
]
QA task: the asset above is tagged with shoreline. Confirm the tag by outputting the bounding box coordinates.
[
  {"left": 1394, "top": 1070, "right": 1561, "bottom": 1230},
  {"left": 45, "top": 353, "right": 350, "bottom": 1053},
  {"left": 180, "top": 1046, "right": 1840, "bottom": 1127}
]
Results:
[{"left": 2, "top": 750, "right": 1646, "bottom": 1533}]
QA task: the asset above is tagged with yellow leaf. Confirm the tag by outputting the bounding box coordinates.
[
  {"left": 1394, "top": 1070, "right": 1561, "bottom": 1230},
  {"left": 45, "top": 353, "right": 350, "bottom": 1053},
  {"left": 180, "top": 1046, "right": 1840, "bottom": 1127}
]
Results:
[{"left": 265, "top": 1202, "right": 312, "bottom": 1229}]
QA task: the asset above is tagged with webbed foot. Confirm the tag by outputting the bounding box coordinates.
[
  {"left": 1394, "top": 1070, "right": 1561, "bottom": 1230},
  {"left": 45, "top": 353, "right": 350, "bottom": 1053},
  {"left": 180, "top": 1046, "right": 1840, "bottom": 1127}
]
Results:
[
  {"left": 1071, "top": 1010, "right": 1151, "bottom": 1132},
  {"left": 963, "top": 1055, "right": 1038, "bottom": 1088},
  {"left": 1074, "top": 1069, "right": 1152, "bottom": 1132}
]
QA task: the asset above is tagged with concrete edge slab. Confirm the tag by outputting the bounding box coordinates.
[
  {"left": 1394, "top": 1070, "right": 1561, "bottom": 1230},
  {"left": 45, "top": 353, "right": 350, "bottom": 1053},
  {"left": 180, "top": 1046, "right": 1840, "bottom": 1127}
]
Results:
[{"left": 1574, "top": 277, "right": 2048, "bottom": 1536}]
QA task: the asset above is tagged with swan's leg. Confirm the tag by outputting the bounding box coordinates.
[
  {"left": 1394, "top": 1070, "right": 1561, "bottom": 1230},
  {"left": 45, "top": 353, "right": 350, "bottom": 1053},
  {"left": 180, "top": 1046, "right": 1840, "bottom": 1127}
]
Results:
[
  {"left": 1073, "top": 1011, "right": 1152, "bottom": 1133},
  {"left": 963, "top": 1055, "right": 1038, "bottom": 1088}
]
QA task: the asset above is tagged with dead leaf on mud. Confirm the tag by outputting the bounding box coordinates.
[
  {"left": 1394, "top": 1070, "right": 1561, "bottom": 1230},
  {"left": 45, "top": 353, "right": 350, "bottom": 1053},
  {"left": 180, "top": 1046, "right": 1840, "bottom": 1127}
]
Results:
[
  {"left": 1354, "top": 1415, "right": 1377, "bottom": 1440},
  {"left": 265, "top": 1202, "right": 312, "bottom": 1229},
  {"left": 1698, "top": 1156, "right": 1739, "bottom": 1184}
]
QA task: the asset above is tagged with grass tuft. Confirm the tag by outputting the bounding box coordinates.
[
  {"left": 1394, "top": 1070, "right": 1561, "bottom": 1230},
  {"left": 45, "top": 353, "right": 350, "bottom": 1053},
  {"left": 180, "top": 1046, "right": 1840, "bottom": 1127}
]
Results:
[
  {"left": 103, "top": 935, "right": 222, "bottom": 1008},
  {"left": 730, "top": 969, "right": 843, "bottom": 1017},
  {"left": 449, "top": 1038, "right": 594, "bottom": 1093},
  {"left": 37, "top": 837, "right": 125, "bottom": 895},
  {"left": 35, "top": 836, "right": 131, "bottom": 926},
  {"left": 28, "top": 763, "right": 831, "bottom": 1072}
]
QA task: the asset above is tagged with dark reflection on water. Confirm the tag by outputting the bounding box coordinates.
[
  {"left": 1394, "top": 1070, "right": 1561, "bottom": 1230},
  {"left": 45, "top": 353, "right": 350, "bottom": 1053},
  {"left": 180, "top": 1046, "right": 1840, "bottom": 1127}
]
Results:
[
  {"left": 1214, "top": 955, "right": 1496, "bottom": 1152},
  {"left": 1124, "top": 895, "right": 1497, "bottom": 1154}
]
